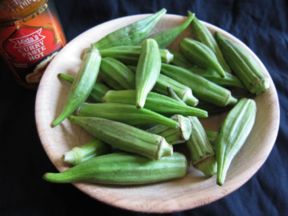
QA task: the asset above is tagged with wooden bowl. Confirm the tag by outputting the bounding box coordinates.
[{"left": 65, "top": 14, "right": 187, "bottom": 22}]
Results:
[{"left": 35, "top": 14, "right": 280, "bottom": 213}]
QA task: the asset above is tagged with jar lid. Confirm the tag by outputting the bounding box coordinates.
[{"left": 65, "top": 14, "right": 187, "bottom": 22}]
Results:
[{"left": 0, "top": 0, "right": 48, "bottom": 26}]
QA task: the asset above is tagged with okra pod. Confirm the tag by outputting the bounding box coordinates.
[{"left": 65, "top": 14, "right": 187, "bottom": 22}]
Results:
[
  {"left": 191, "top": 16, "right": 231, "bottom": 72},
  {"left": 216, "top": 98, "right": 256, "bottom": 185},
  {"left": 77, "top": 103, "right": 179, "bottom": 128},
  {"left": 64, "top": 139, "right": 110, "bottom": 166},
  {"left": 100, "top": 57, "right": 135, "bottom": 89},
  {"left": 51, "top": 47, "right": 101, "bottom": 127},
  {"left": 69, "top": 116, "right": 173, "bottom": 160},
  {"left": 93, "top": 9, "right": 166, "bottom": 49},
  {"left": 103, "top": 90, "right": 208, "bottom": 117},
  {"left": 206, "top": 130, "right": 218, "bottom": 144},
  {"left": 180, "top": 38, "right": 226, "bottom": 77},
  {"left": 215, "top": 33, "right": 270, "bottom": 95},
  {"left": 58, "top": 73, "right": 109, "bottom": 102},
  {"left": 154, "top": 74, "right": 199, "bottom": 106},
  {"left": 172, "top": 51, "right": 194, "bottom": 69},
  {"left": 151, "top": 12, "right": 195, "bottom": 48},
  {"left": 167, "top": 87, "right": 187, "bottom": 105},
  {"left": 161, "top": 64, "right": 237, "bottom": 107},
  {"left": 129, "top": 65, "right": 198, "bottom": 106},
  {"left": 136, "top": 39, "right": 161, "bottom": 108},
  {"left": 44, "top": 152, "right": 187, "bottom": 185},
  {"left": 100, "top": 46, "right": 174, "bottom": 64},
  {"left": 187, "top": 117, "right": 216, "bottom": 176},
  {"left": 147, "top": 115, "right": 192, "bottom": 145},
  {"left": 189, "top": 67, "right": 244, "bottom": 88}
]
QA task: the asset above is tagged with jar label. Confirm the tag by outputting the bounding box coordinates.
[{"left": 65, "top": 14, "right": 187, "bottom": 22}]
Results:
[
  {"left": 4, "top": 26, "right": 62, "bottom": 66},
  {"left": 0, "top": 7, "right": 66, "bottom": 88}
]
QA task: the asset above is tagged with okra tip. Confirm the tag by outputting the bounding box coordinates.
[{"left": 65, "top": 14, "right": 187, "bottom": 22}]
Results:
[
  {"left": 43, "top": 172, "right": 71, "bottom": 183},
  {"left": 51, "top": 116, "right": 64, "bottom": 128},
  {"left": 177, "top": 115, "right": 193, "bottom": 140},
  {"left": 184, "top": 92, "right": 199, "bottom": 107},
  {"left": 64, "top": 151, "right": 79, "bottom": 165},
  {"left": 195, "top": 156, "right": 217, "bottom": 177},
  {"left": 157, "top": 138, "right": 173, "bottom": 159},
  {"left": 227, "top": 96, "right": 238, "bottom": 106}
]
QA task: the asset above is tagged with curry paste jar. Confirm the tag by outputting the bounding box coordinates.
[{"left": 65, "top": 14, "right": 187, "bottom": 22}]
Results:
[{"left": 0, "top": 0, "right": 66, "bottom": 89}]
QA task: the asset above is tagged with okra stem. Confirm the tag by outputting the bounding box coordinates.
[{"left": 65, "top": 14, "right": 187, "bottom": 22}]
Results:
[{"left": 64, "top": 139, "right": 110, "bottom": 165}]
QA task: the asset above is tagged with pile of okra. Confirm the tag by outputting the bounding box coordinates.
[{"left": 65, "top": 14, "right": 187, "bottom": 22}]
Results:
[{"left": 44, "top": 9, "right": 269, "bottom": 186}]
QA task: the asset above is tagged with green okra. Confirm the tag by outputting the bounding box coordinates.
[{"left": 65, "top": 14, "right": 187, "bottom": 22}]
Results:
[
  {"left": 136, "top": 38, "right": 161, "bottom": 108},
  {"left": 58, "top": 73, "right": 109, "bottom": 102},
  {"left": 161, "top": 64, "right": 237, "bottom": 107},
  {"left": 129, "top": 65, "right": 198, "bottom": 107},
  {"left": 215, "top": 33, "right": 270, "bottom": 95},
  {"left": 216, "top": 98, "right": 256, "bottom": 185},
  {"left": 43, "top": 152, "right": 187, "bottom": 185},
  {"left": 172, "top": 51, "right": 194, "bottom": 69},
  {"left": 64, "top": 139, "right": 110, "bottom": 166},
  {"left": 100, "top": 57, "right": 135, "bottom": 89},
  {"left": 189, "top": 66, "right": 244, "bottom": 88},
  {"left": 191, "top": 16, "right": 231, "bottom": 72},
  {"left": 151, "top": 12, "right": 195, "bottom": 48},
  {"left": 51, "top": 47, "right": 101, "bottom": 127},
  {"left": 154, "top": 74, "right": 199, "bottom": 106},
  {"left": 147, "top": 115, "right": 192, "bottom": 145},
  {"left": 180, "top": 38, "right": 226, "bottom": 77},
  {"left": 167, "top": 87, "right": 187, "bottom": 105},
  {"left": 93, "top": 9, "right": 166, "bottom": 49},
  {"left": 187, "top": 117, "right": 216, "bottom": 177},
  {"left": 69, "top": 116, "right": 173, "bottom": 160},
  {"left": 103, "top": 90, "right": 208, "bottom": 118},
  {"left": 77, "top": 103, "right": 179, "bottom": 128},
  {"left": 206, "top": 130, "right": 218, "bottom": 144},
  {"left": 100, "top": 46, "right": 174, "bottom": 64},
  {"left": 99, "top": 74, "right": 123, "bottom": 90}
]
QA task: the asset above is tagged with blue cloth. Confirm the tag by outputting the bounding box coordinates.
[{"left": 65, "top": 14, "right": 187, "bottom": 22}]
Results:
[{"left": 0, "top": 0, "right": 287, "bottom": 215}]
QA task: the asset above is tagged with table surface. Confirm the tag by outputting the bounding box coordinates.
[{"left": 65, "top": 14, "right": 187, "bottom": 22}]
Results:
[{"left": 0, "top": 0, "right": 287, "bottom": 215}]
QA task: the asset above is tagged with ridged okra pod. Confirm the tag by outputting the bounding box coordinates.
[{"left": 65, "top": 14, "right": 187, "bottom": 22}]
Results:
[
  {"left": 172, "top": 51, "right": 194, "bottom": 69},
  {"left": 216, "top": 98, "right": 256, "bottom": 185},
  {"left": 77, "top": 103, "right": 179, "bottom": 128},
  {"left": 64, "top": 139, "right": 110, "bottom": 166},
  {"left": 136, "top": 38, "right": 161, "bottom": 108},
  {"left": 93, "top": 9, "right": 166, "bottom": 49},
  {"left": 129, "top": 65, "right": 198, "bottom": 106},
  {"left": 187, "top": 117, "right": 216, "bottom": 176},
  {"left": 215, "top": 33, "right": 269, "bottom": 95},
  {"left": 51, "top": 47, "right": 101, "bottom": 127},
  {"left": 100, "top": 57, "right": 135, "bottom": 89},
  {"left": 154, "top": 74, "right": 199, "bottom": 106},
  {"left": 43, "top": 152, "right": 187, "bottom": 185},
  {"left": 100, "top": 46, "right": 174, "bottom": 64},
  {"left": 180, "top": 38, "right": 226, "bottom": 77},
  {"left": 103, "top": 90, "right": 208, "bottom": 117},
  {"left": 206, "top": 130, "right": 218, "bottom": 144},
  {"left": 151, "top": 12, "right": 195, "bottom": 48},
  {"left": 191, "top": 16, "right": 231, "bottom": 72},
  {"left": 161, "top": 64, "right": 237, "bottom": 107},
  {"left": 147, "top": 115, "right": 192, "bottom": 145},
  {"left": 69, "top": 116, "right": 173, "bottom": 160},
  {"left": 189, "top": 67, "right": 244, "bottom": 88},
  {"left": 58, "top": 73, "right": 109, "bottom": 102}
]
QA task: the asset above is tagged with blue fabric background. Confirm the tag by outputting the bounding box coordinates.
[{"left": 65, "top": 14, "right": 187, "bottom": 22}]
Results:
[{"left": 0, "top": 0, "right": 287, "bottom": 215}]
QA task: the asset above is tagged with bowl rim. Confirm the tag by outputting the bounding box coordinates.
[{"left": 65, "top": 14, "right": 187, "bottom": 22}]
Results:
[{"left": 35, "top": 13, "right": 280, "bottom": 213}]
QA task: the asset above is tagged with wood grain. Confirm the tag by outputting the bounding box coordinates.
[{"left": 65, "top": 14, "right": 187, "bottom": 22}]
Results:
[{"left": 35, "top": 14, "right": 280, "bottom": 213}]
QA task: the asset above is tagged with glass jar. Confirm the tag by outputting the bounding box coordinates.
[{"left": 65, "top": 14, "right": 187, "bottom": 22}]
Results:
[{"left": 0, "top": 0, "right": 66, "bottom": 89}]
